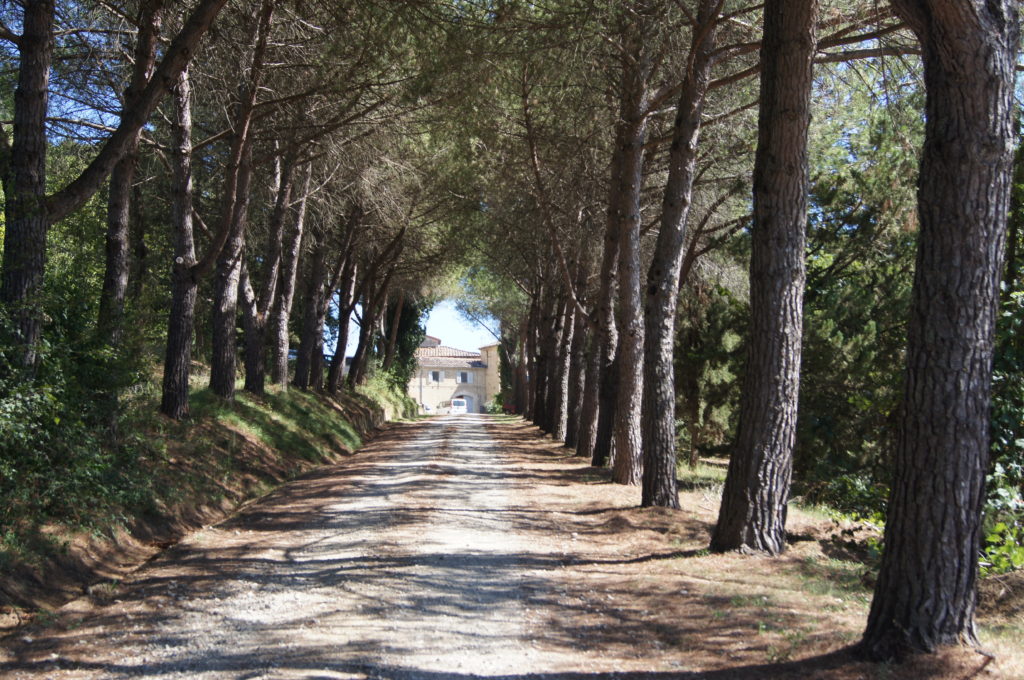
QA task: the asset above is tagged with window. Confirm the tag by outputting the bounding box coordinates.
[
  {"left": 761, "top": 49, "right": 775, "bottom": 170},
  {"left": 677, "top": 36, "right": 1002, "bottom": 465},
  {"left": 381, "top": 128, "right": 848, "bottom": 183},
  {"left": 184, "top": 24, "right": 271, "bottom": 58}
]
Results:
[
  {"left": 459, "top": 371, "right": 471, "bottom": 384},
  {"left": 430, "top": 370, "right": 440, "bottom": 382}
]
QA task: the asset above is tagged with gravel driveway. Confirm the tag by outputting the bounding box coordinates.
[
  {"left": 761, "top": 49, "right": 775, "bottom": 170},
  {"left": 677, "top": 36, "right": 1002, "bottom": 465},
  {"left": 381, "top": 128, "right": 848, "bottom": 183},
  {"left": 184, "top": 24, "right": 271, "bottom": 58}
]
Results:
[{"left": 1, "top": 416, "right": 592, "bottom": 679}]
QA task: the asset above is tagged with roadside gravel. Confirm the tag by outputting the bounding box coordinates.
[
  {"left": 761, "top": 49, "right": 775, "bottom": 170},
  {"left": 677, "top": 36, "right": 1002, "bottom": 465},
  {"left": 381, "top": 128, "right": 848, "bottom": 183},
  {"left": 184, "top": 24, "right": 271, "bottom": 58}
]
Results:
[{"left": 1, "top": 416, "right": 584, "bottom": 679}]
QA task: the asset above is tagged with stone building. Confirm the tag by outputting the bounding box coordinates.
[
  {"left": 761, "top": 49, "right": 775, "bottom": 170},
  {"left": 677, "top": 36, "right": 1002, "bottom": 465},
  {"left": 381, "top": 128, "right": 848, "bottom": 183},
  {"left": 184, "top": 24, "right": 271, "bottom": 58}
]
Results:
[{"left": 407, "top": 336, "right": 500, "bottom": 414}]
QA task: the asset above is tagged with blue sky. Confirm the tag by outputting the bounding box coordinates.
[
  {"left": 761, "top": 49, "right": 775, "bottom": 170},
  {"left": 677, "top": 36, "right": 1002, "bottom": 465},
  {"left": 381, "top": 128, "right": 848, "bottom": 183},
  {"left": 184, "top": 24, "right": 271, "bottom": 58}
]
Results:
[
  {"left": 335, "top": 299, "right": 496, "bottom": 357},
  {"left": 424, "top": 300, "right": 498, "bottom": 351}
]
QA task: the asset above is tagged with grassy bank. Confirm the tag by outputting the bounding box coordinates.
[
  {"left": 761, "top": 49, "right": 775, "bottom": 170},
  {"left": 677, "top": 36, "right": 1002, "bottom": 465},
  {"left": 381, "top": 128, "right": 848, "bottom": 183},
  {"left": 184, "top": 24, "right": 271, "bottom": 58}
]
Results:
[{"left": 0, "top": 379, "right": 414, "bottom": 621}]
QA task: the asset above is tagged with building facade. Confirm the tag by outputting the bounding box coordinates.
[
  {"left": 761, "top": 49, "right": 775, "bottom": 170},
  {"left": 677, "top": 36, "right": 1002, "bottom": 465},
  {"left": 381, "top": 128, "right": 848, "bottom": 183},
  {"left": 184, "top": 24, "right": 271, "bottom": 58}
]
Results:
[{"left": 407, "top": 336, "right": 500, "bottom": 414}]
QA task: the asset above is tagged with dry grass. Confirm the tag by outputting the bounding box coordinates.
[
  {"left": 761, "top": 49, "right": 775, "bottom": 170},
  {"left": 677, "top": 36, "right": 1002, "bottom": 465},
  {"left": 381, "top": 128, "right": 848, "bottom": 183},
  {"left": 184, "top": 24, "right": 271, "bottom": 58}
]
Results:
[{"left": 487, "top": 417, "right": 1024, "bottom": 679}]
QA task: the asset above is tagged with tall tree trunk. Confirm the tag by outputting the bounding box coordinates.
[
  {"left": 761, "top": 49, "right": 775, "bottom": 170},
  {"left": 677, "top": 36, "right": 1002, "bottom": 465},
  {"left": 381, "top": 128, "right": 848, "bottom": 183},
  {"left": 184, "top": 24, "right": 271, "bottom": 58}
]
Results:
[
  {"left": 591, "top": 177, "right": 623, "bottom": 468},
  {"left": 241, "top": 155, "right": 295, "bottom": 395},
  {"left": 326, "top": 259, "right": 358, "bottom": 394},
  {"left": 294, "top": 235, "right": 327, "bottom": 390},
  {"left": 542, "top": 291, "right": 565, "bottom": 433},
  {"left": 1, "top": 0, "right": 229, "bottom": 370},
  {"left": 97, "top": 2, "right": 162, "bottom": 347},
  {"left": 380, "top": 290, "right": 406, "bottom": 372},
  {"left": 271, "top": 166, "right": 312, "bottom": 386},
  {"left": 551, "top": 295, "right": 574, "bottom": 441},
  {"left": 575, "top": 331, "right": 601, "bottom": 455},
  {"left": 523, "top": 296, "right": 540, "bottom": 421},
  {"left": 515, "top": 323, "right": 529, "bottom": 415},
  {"left": 610, "top": 10, "right": 652, "bottom": 486},
  {"left": 860, "top": 1, "right": 1019, "bottom": 660},
  {"left": 564, "top": 293, "right": 588, "bottom": 449},
  {"left": 711, "top": 0, "right": 817, "bottom": 554},
  {"left": 346, "top": 299, "right": 371, "bottom": 390},
  {"left": 129, "top": 182, "right": 149, "bottom": 303},
  {"left": 160, "top": 69, "right": 197, "bottom": 419},
  {"left": 348, "top": 258, "right": 396, "bottom": 389},
  {"left": 205, "top": 0, "right": 274, "bottom": 399},
  {"left": 640, "top": 2, "right": 719, "bottom": 508},
  {"left": 532, "top": 290, "right": 554, "bottom": 431},
  {"left": 209, "top": 149, "right": 252, "bottom": 399},
  {"left": 0, "top": 1, "right": 54, "bottom": 370}
]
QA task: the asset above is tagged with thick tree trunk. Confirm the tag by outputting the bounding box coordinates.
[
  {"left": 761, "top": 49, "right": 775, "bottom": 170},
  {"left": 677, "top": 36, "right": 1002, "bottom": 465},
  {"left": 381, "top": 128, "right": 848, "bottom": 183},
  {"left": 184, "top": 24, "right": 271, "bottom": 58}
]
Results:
[
  {"left": 347, "top": 266, "right": 394, "bottom": 389},
  {"left": 326, "top": 261, "right": 358, "bottom": 394},
  {"left": 575, "top": 331, "right": 601, "bottom": 456},
  {"left": 584, "top": 139, "right": 624, "bottom": 467},
  {"left": 551, "top": 296, "right": 574, "bottom": 441},
  {"left": 640, "top": 3, "right": 719, "bottom": 508},
  {"left": 241, "top": 156, "right": 295, "bottom": 395},
  {"left": 514, "top": 324, "right": 529, "bottom": 415},
  {"left": 542, "top": 292, "right": 565, "bottom": 433},
  {"left": 532, "top": 291, "right": 554, "bottom": 432},
  {"left": 564, "top": 296, "right": 588, "bottom": 449},
  {"left": 380, "top": 291, "right": 405, "bottom": 372},
  {"left": 240, "top": 265, "right": 266, "bottom": 395},
  {"left": 294, "top": 236, "right": 328, "bottom": 390},
  {"left": 98, "top": 2, "right": 162, "bottom": 347},
  {"left": 204, "top": 0, "right": 274, "bottom": 399},
  {"left": 1, "top": 1, "right": 54, "bottom": 370},
  {"left": 347, "top": 304, "right": 372, "bottom": 389},
  {"left": 209, "top": 150, "right": 252, "bottom": 400},
  {"left": 1, "top": 0, "right": 229, "bottom": 370},
  {"left": 860, "top": 1, "right": 1019, "bottom": 660},
  {"left": 523, "top": 299, "right": 540, "bottom": 421},
  {"left": 591, "top": 257, "right": 621, "bottom": 468},
  {"left": 711, "top": 0, "right": 817, "bottom": 554},
  {"left": 160, "top": 70, "right": 198, "bottom": 420},
  {"left": 610, "top": 12, "right": 651, "bottom": 486},
  {"left": 271, "top": 167, "right": 311, "bottom": 386}
]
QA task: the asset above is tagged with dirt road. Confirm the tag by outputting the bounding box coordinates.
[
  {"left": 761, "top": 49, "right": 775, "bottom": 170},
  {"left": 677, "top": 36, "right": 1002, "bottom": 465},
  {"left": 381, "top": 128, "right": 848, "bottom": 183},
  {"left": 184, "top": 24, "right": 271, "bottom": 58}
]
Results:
[
  {"left": 1, "top": 415, "right": 1017, "bottom": 679},
  {"left": 0, "top": 416, "right": 624, "bottom": 678}
]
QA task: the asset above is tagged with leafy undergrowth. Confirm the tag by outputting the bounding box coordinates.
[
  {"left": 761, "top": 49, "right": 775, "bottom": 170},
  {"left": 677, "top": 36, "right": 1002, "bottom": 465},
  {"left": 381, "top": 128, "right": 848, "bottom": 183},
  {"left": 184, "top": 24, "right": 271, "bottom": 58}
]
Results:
[{"left": 0, "top": 381, "right": 395, "bottom": 627}]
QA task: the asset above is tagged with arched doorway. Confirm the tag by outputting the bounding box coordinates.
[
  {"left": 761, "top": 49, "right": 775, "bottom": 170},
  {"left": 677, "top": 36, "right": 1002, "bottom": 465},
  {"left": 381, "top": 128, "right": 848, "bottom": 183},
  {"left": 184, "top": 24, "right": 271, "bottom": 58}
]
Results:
[{"left": 455, "top": 394, "right": 474, "bottom": 413}]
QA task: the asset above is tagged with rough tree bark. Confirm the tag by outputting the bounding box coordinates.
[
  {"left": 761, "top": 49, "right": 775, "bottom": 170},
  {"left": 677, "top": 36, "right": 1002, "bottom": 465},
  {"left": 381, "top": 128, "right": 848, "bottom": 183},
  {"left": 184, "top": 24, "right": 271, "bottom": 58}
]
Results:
[
  {"left": 271, "top": 166, "right": 312, "bottom": 387},
  {"left": 531, "top": 287, "right": 554, "bottom": 432},
  {"left": 380, "top": 290, "right": 406, "bottom": 372},
  {"left": 1, "top": 0, "right": 229, "bottom": 369},
  {"left": 206, "top": 0, "right": 275, "bottom": 400},
  {"left": 240, "top": 154, "right": 295, "bottom": 394},
  {"left": 326, "top": 259, "right": 359, "bottom": 394},
  {"left": 209, "top": 147, "right": 253, "bottom": 399},
  {"left": 159, "top": 69, "right": 197, "bottom": 419},
  {"left": 711, "top": 0, "right": 817, "bottom": 554},
  {"left": 1, "top": 0, "right": 54, "bottom": 369},
  {"left": 859, "top": 0, "right": 1019, "bottom": 660},
  {"left": 98, "top": 1, "right": 163, "bottom": 346},
  {"left": 514, "top": 321, "right": 529, "bottom": 415},
  {"left": 640, "top": 1, "right": 720, "bottom": 508},
  {"left": 583, "top": 140, "right": 624, "bottom": 467},
  {"left": 574, "top": 330, "right": 601, "bottom": 456},
  {"left": 294, "top": 233, "right": 328, "bottom": 391},
  {"left": 551, "top": 295, "right": 575, "bottom": 441},
  {"left": 523, "top": 295, "right": 539, "bottom": 421},
  {"left": 610, "top": 6, "right": 652, "bottom": 487},
  {"left": 564, "top": 277, "right": 589, "bottom": 449}
]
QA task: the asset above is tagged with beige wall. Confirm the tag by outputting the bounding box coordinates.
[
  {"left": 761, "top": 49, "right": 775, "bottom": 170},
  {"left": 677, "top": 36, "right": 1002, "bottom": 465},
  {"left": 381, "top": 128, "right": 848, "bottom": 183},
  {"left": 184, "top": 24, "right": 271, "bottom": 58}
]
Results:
[
  {"left": 480, "top": 345, "right": 501, "bottom": 402},
  {"left": 407, "top": 343, "right": 503, "bottom": 414},
  {"left": 408, "top": 366, "right": 488, "bottom": 413}
]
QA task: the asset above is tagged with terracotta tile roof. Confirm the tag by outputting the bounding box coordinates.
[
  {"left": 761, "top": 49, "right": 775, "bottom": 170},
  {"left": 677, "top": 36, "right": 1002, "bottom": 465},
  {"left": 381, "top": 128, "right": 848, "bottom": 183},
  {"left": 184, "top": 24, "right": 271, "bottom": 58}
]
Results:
[
  {"left": 415, "top": 344, "right": 487, "bottom": 368},
  {"left": 416, "top": 345, "right": 480, "bottom": 358},
  {"left": 418, "top": 357, "right": 487, "bottom": 368}
]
